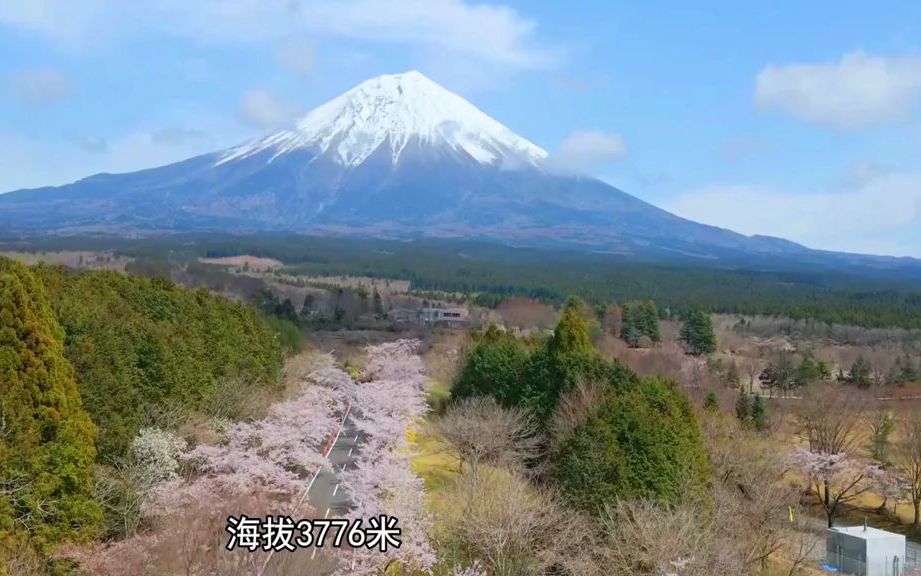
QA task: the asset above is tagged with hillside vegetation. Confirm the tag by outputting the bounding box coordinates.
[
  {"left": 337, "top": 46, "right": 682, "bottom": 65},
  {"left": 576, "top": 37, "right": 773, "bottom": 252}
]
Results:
[
  {"left": 0, "top": 258, "right": 288, "bottom": 569},
  {"left": 34, "top": 265, "right": 285, "bottom": 459},
  {"left": 0, "top": 259, "right": 100, "bottom": 557}
]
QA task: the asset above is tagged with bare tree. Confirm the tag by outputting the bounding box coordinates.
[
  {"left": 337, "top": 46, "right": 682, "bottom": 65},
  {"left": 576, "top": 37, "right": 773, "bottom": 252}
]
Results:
[
  {"left": 600, "top": 499, "right": 745, "bottom": 576},
  {"left": 863, "top": 405, "right": 895, "bottom": 465},
  {"left": 551, "top": 379, "right": 607, "bottom": 440},
  {"left": 446, "top": 470, "right": 601, "bottom": 576},
  {"left": 435, "top": 397, "right": 542, "bottom": 485},
  {"left": 797, "top": 385, "right": 864, "bottom": 455},
  {"left": 699, "top": 412, "right": 799, "bottom": 571},
  {"left": 896, "top": 414, "right": 921, "bottom": 526},
  {"left": 795, "top": 386, "right": 872, "bottom": 527}
]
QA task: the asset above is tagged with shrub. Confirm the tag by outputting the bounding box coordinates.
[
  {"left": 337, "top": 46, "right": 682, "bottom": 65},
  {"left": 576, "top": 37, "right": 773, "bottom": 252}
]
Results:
[
  {"left": 552, "top": 376, "right": 710, "bottom": 513},
  {"left": 453, "top": 327, "right": 529, "bottom": 407}
]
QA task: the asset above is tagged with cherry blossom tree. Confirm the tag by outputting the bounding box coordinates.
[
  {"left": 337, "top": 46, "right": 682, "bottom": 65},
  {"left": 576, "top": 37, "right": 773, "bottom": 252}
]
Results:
[
  {"left": 791, "top": 447, "right": 882, "bottom": 527},
  {"left": 336, "top": 340, "right": 436, "bottom": 575},
  {"left": 874, "top": 468, "right": 909, "bottom": 516}
]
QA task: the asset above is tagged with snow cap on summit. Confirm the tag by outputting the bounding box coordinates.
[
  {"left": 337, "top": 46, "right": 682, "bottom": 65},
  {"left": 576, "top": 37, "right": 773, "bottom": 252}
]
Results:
[{"left": 218, "top": 71, "right": 547, "bottom": 168}]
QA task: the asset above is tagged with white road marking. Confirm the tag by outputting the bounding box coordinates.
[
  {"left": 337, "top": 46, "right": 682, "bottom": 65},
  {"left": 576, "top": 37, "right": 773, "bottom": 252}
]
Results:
[
  {"left": 255, "top": 401, "right": 351, "bottom": 576},
  {"left": 305, "top": 466, "right": 322, "bottom": 493},
  {"left": 354, "top": 434, "right": 359, "bottom": 442},
  {"left": 333, "top": 484, "right": 339, "bottom": 496},
  {"left": 348, "top": 447, "right": 353, "bottom": 457},
  {"left": 324, "top": 507, "right": 331, "bottom": 519}
]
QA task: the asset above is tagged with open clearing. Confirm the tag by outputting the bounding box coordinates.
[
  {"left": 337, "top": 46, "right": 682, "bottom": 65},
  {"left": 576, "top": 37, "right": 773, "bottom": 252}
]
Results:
[{"left": 198, "top": 254, "right": 283, "bottom": 270}]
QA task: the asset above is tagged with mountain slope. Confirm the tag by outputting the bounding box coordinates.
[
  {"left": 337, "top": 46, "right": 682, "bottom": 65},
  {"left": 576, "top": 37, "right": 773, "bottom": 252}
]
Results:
[{"left": 0, "top": 71, "right": 917, "bottom": 272}]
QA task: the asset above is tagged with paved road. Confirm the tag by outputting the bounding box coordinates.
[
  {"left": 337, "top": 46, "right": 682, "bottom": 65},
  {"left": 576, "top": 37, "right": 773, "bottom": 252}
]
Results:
[
  {"left": 295, "top": 416, "right": 363, "bottom": 572},
  {"left": 309, "top": 420, "right": 360, "bottom": 519},
  {"left": 256, "top": 408, "right": 363, "bottom": 575}
]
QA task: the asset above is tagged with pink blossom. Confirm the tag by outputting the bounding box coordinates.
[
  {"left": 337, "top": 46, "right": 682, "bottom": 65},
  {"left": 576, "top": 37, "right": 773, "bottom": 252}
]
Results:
[{"left": 336, "top": 340, "right": 436, "bottom": 574}]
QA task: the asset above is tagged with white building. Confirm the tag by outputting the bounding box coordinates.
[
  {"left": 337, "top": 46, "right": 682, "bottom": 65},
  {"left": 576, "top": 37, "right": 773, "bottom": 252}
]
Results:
[{"left": 826, "top": 525, "right": 906, "bottom": 576}]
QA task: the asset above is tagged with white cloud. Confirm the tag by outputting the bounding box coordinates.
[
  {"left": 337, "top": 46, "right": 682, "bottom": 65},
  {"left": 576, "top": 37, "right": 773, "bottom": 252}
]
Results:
[
  {"left": 549, "top": 130, "right": 628, "bottom": 174},
  {"left": 0, "top": 0, "right": 109, "bottom": 45},
  {"left": 0, "top": 0, "right": 556, "bottom": 70},
  {"left": 664, "top": 171, "right": 921, "bottom": 257},
  {"left": 7, "top": 68, "right": 72, "bottom": 107},
  {"left": 238, "top": 89, "right": 302, "bottom": 129},
  {"left": 755, "top": 51, "right": 921, "bottom": 129}
]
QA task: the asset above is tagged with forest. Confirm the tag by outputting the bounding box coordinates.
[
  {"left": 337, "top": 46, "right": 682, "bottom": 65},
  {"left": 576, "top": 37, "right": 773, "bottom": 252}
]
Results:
[
  {"left": 0, "top": 257, "right": 289, "bottom": 570},
  {"left": 3, "top": 233, "right": 921, "bottom": 329}
]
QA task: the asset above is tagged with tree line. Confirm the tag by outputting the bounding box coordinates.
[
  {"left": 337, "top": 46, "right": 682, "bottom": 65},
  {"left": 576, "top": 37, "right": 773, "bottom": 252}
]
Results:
[{"left": 7, "top": 234, "right": 921, "bottom": 330}]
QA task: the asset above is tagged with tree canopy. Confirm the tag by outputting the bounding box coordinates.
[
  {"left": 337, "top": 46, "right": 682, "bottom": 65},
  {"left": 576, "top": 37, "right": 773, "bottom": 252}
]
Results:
[
  {"left": 551, "top": 376, "right": 710, "bottom": 512},
  {"left": 0, "top": 258, "right": 101, "bottom": 552},
  {"left": 680, "top": 310, "right": 717, "bottom": 355},
  {"left": 34, "top": 265, "right": 285, "bottom": 459}
]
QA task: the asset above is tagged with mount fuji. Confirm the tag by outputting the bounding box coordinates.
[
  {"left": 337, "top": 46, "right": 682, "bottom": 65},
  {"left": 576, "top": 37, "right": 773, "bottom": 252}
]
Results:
[{"left": 0, "top": 71, "right": 917, "bottom": 271}]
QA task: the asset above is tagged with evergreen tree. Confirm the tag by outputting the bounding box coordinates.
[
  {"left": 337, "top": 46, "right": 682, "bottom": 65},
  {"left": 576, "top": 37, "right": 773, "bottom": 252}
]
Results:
[
  {"left": 524, "top": 297, "right": 613, "bottom": 421},
  {"left": 552, "top": 376, "right": 710, "bottom": 512},
  {"left": 549, "top": 297, "right": 594, "bottom": 359},
  {"left": 300, "top": 293, "right": 316, "bottom": 318},
  {"left": 623, "top": 324, "right": 642, "bottom": 348},
  {"left": 848, "top": 355, "right": 873, "bottom": 388},
  {"left": 453, "top": 326, "right": 529, "bottom": 407},
  {"left": 795, "top": 353, "right": 828, "bottom": 387},
  {"left": 704, "top": 390, "right": 719, "bottom": 410},
  {"left": 638, "top": 300, "right": 661, "bottom": 343},
  {"left": 620, "top": 300, "right": 660, "bottom": 345},
  {"left": 679, "top": 310, "right": 717, "bottom": 355},
  {"left": 372, "top": 288, "right": 384, "bottom": 317},
  {"left": 735, "top": 391, "right": 752, "bottom": 423},
  {"left": 751, "top": 394, "right": 767, "bottom": 431},
  {"left": 0, "top": 258, "right": 101, "bottom": 551},
  {"left": 277, "top": 298, "right": 298, "bottom": 322}
]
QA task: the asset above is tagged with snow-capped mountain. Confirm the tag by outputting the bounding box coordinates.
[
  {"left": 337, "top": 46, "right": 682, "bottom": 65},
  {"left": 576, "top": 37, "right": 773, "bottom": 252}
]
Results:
[
  {"left": 218, "top": 71, "right": 547, "bottom": 169},
  {"left": 3, "top": 70, "right": 918, "bottom": 272}
]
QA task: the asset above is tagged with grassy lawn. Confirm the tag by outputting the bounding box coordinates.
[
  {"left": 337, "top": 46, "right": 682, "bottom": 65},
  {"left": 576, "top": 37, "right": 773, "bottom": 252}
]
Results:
[
  {"left": 408, "top": 424, "right": 459, "bottom": 493},
  {"left": 426, "top": 377, "right": 452, "bottom": 413}
]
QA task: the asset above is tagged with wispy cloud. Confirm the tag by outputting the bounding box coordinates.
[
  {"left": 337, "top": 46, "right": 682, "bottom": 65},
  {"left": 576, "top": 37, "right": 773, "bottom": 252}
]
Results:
[
  {"left": 664, "top": 170, "right": 921, "bottom": 256},
  {"left": 755, "top": 51, "right": 921, "bottom": 129},
  {"left": 7, "top": 67, "right": 72, "bottom": 107},
  {"left": 548, "top": 130, "right": 628, "bottom": 175},
  {"left": 238, "top": 89, "right": 303, "bottom": 130},
  {"left": 1, "top": 0, "right": 558, "bottom": 70}
]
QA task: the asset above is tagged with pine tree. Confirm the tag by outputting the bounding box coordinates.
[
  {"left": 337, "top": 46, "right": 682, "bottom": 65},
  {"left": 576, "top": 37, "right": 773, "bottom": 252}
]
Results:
[
  {"left": 372, "top": 288, "right": 384, "bottom": 317},
  {"left": 848, "top": 356, "right": 872, "bottom": 388},
  {"left": 735, "top": 391, "right": 751, "bottom": 423},
  {"left": 751, "top": 394, "right": 767, "bottom": 431},
  {"left": 549, "top": 297, "right": 593, "bottom": 359},
  {"left": 623, "top": 324, "right": 642, "bottom": 348},
  {"left": 704, "top": 390, "right": 719, "bottom": 410},
  {"left": 680, "top": 310, "right": 717, "bottom": 355},
  {"left": 0, "top": 258, "right": 101, "bottom": 551},
  {"left": 620, "top": 300, "right": 660, "bottom": 345}
]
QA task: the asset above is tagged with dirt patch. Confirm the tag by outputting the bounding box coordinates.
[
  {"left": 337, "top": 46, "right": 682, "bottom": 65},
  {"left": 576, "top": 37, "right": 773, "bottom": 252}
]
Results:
[{"left": 199, "top": 254, "right": 283, "bottom": 271}]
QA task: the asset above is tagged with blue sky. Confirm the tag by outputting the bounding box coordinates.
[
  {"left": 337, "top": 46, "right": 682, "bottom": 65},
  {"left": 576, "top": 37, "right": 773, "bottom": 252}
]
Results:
[{"left": 2, "top": 0, "right": 920, "bottom": 256}]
